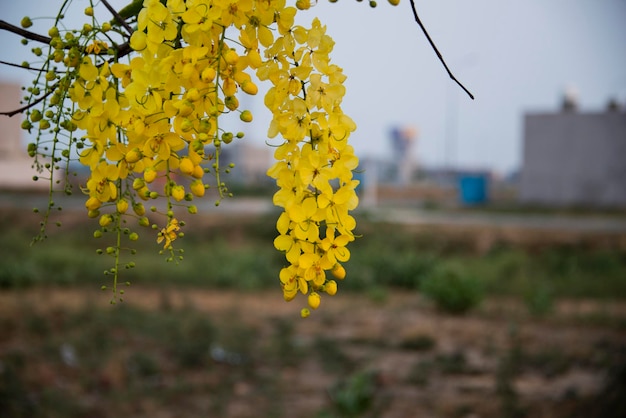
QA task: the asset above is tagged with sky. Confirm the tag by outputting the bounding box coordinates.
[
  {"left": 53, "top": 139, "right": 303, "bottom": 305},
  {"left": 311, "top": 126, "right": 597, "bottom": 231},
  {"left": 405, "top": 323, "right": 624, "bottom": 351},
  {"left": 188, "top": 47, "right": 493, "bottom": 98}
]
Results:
[{"left": 1, "top": 0, "right": 625, "bottom": 175}]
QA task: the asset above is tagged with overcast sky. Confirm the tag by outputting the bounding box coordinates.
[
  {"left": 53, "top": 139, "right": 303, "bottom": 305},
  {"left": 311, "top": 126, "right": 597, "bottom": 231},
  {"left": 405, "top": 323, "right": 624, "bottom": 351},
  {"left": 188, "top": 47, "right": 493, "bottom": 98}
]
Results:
[{"left": 2, "top": 0, "right": 625, "bottom": 175}]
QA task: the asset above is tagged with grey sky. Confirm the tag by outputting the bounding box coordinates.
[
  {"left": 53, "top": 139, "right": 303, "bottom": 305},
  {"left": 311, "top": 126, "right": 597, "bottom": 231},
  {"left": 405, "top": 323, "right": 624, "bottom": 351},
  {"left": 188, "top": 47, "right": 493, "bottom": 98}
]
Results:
[{"left": 2, "top": 0, "right": 625, "bottom": 175}]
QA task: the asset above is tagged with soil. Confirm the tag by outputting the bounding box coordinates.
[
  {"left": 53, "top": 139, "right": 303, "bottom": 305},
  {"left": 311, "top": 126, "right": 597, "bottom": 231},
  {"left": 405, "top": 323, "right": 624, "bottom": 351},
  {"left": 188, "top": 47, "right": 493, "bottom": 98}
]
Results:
[{"left": 1, "top": 287, "right": 625, "bottom": 418}]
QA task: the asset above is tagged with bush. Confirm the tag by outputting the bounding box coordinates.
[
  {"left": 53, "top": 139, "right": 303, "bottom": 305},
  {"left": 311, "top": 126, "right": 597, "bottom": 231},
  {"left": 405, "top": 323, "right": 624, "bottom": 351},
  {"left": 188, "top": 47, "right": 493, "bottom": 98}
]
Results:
[{"left": 420, "top": 264, "right": 483, "bottom": 314}]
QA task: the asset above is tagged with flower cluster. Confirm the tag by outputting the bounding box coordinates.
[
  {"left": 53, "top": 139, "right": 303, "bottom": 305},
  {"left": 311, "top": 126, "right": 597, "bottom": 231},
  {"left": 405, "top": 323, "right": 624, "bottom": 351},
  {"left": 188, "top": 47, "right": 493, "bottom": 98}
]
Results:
[
  {"left": 20, "top": 0, "right": 360, "bottom": 313},
  {"left": 263, "top": 18, "right": 359, "bottom": 316}
]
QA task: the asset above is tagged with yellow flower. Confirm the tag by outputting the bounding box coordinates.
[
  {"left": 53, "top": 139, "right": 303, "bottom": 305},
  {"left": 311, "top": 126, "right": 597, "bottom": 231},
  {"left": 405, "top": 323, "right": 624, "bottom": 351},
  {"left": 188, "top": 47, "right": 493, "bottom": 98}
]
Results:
[
  {"left": 111, "top": 57, "right": 144, "bottom": 88},
  {"left": 85, "top": 40, "right": 109, "bottom": 55},
  {"left": 307, "top": 73, "right": 345, "bottom": 113},
  {"left": 287, "top": 197, "right": 321, "bottom": 242},
  {"left": 280, "top": 265, "right": 299, "bottom": 301},
  {"left": 274, "top": 232, "right": 301, "bottom": 265},
  {"left": 320, "top": 233, "right": 351, "bottom": 265},
  {"left": 276, "top": 98, "right": 311, "bottom": 141},
  {"left": 138, "top": 0, "right": 179, "bottom": 53},
  {"left": 143, "top": 132, "right": 185, "bottom": 162},
  {"left": 86, "top": 162, "right": 121, "bottom": 203},
  {"left": 157, "top": 218, "right": 180, "bottom": 249},
  {"left": 181, "top": 0, "right": 222, "bottom": 34}
]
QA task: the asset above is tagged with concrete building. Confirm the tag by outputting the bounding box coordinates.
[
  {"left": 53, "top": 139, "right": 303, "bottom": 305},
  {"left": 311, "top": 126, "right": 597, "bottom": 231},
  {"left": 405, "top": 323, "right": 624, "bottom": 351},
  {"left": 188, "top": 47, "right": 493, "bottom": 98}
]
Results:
[
  {"left": 219, "top": 141, "right": 272, "bottom": 186},
  {"left": 519, "top": 98, "right": 626, "bottom": 207},
  {"left": 0, "top": 82, "right": 48, "bottom": 190}
]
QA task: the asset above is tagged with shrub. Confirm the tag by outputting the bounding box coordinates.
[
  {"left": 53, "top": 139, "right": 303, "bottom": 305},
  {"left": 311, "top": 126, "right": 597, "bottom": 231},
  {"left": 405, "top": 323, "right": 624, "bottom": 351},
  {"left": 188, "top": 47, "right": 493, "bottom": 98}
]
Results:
[{"left": 421, "top": 263, "right": 483, "bottom": 314}]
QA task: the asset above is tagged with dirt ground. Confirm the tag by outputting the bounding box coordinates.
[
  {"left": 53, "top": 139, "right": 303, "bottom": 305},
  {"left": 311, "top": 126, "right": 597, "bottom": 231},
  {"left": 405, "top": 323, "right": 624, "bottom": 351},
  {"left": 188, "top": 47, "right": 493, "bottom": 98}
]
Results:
[{"left": 1, "top": 287, "right": 625, "bottom": 418}]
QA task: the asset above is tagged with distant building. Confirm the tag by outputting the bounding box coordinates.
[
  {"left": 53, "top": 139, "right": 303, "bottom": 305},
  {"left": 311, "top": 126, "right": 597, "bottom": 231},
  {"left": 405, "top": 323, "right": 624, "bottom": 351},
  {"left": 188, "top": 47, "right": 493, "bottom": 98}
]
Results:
[
  {"left": 390, "top": 126, "right": 418, "bottom": 185},
  {"left": 219, "top": 141, "right": 272, "bottom": 185},
  {"left": 0, "top": 82, "right": 47, "bottom": 190},
  {"left": 519, "top": 96, "right": 626, "bottom": 207}
]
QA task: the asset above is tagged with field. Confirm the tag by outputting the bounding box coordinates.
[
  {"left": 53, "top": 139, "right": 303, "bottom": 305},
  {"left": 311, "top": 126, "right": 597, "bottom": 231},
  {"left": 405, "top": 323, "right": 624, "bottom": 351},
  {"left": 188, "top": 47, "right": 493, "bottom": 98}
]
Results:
[{"left": 1, "top": 199, "right": 626, "bottom": 418}]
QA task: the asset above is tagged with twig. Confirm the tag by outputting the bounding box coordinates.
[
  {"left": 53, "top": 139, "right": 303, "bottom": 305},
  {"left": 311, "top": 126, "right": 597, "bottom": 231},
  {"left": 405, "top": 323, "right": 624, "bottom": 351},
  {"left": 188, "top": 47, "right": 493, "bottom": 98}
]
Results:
[
  {"left": 101, "top": 0, "right": 134, "bottom": 35},
  {"left": 408, "top": 0, "right": 474, "bottom": 100}
]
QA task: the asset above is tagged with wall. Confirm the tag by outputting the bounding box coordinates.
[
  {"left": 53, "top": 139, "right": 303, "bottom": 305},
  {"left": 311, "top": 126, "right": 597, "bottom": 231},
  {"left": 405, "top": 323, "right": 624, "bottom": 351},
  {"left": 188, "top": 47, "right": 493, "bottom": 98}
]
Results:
[
  {"left": 0, "top": 82, "right": 48, "bottom": 190},
  {"left": 520, "top": 109, "right": 626, "bottom": 207}
]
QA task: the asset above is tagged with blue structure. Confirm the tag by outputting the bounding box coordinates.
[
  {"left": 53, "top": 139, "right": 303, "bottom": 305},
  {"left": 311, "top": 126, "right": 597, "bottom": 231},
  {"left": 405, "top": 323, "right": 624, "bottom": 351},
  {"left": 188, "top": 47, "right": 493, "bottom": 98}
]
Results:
[{"left": 458, "top": 173, "right": 489, "bottom": 205}]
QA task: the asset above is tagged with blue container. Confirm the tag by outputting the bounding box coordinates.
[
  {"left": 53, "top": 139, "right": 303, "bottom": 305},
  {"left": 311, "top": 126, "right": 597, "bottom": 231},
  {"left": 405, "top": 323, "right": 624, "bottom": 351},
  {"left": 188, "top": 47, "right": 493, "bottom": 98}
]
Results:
[{"left": 458, "top": 174, "right": 488, "bottom": 204}]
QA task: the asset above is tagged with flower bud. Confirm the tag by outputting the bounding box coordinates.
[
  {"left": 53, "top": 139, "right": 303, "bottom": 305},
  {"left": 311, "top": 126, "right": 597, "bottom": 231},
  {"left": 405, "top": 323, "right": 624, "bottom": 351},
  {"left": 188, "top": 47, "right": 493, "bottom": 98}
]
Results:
[
  {"left": 133, "top": 203, "right": 146, "bottom": 216},
  {"left": 86, "top": 196, "right": 101, "bottom": 211},
  {"left": 125, "top": 148, "right": 142, "bottom": 163},
  {"left": 224, "top": 49, "right": 239, "bottom": 65},
  {"left": 190, "top": 180, "right": 205, "bottom": 197},
  {"left": 132, "top": 178, "right": 145, "bottom": 190},
  {"left": 331, "top": 264, "right": 346, "bottom": 280},
  {"left": 241, "top": 80, "right": 258, "bottom": 95},
  {"left": 144, "top": 167, "right": 157, "bottom": 183},
  {"left": 99, "top": 214, "right": 113, "bottom": 227},
  {"left": 179, "top": 157, "right": 195, "bottom": 175},
  {"left": 308, "top": 292, "right": 321, "bottom": 310},
  {"left": 116, "top": 199, "right": 129, "bottom": 214},
  {"left": 171, "top": 185, "right": 185, "bottom": 201},
  {"left": 240, "top": 110, "right": 253, "bottom": 122},
  {"left": 224, "top": 96, "right": 239, "bottom": 111},
  {"left": 324, "top": 280, "right": 338, "bottom": 296},
  {"left": 201, "top": 67, "right": 216, "bottom": 83},
  {"left": 21, "top": 17, "right": 33, "bottom": 28}
]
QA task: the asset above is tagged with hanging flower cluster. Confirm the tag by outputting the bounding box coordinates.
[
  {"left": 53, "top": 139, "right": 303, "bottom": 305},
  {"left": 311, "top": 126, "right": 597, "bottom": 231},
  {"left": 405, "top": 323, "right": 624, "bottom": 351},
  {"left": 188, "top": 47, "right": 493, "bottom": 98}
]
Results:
[
  {"left": 262, "top": 18, "right": 359, "bottom": 316},
  {"left": 18, "top": 0, "right": 370, "bottom": 314}
]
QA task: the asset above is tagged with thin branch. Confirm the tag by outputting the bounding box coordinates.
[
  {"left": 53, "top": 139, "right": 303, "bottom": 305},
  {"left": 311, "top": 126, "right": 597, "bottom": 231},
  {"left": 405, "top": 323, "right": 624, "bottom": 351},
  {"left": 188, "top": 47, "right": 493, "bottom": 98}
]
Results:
[
  {"left": 0, "top": 60, "right": 46, "bottom": 72},
  {"left": 113, "top": 42, "right": 133, "bottom": 61},
  {"left": 0, "top": 20, "right": 51, "bottom": 44},
  {"left": 408, "top": 0, "right": 474, "bottom": 100},
  {"left": 0, "top": 81, "right": 59, "bottom": 117},
  {"left": 101, "top": 0, "right": 134, "bottom": 35}
]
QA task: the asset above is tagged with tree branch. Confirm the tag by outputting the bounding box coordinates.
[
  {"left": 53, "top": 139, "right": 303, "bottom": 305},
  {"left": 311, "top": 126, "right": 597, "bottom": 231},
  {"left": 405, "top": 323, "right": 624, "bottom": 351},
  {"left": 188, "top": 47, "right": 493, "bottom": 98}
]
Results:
[
  {"left": 0, "top": 20, "right": 51, "bottom": 44},
  {"left": 0, "top": 60, "right": 46, "bottom": 72},
  {"left": 0, "top": 82, "right": 59, "bottom": 117},
  {"left": 408, "top": 0, "right": 474, "bottom": 100},
  {"left": 101, "top": 0, "right": 134, "bottom": 35}
]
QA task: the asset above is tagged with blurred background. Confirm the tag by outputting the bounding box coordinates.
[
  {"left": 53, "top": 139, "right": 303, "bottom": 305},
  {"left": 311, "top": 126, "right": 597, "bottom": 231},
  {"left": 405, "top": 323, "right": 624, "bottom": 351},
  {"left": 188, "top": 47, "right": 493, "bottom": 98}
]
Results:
[{"left": 1, "top": 1, "right": 626, "bottom": 417}]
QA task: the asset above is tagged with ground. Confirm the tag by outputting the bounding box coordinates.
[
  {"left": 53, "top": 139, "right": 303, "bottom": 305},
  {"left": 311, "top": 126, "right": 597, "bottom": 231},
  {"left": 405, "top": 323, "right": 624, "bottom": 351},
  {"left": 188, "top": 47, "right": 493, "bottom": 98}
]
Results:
[
  {"left": 1, "top": 286, "right": 625, "bottom": 418},
  {"left": 1, "top": 193, "right": 625, "bottom": 417}
]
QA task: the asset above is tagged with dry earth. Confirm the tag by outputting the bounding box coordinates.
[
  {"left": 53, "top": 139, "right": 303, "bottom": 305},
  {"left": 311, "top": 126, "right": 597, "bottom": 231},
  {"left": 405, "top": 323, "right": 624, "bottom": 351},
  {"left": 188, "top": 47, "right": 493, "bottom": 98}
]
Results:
[{"left": 1, "top": 287, "right": 625, "bottom": 418}]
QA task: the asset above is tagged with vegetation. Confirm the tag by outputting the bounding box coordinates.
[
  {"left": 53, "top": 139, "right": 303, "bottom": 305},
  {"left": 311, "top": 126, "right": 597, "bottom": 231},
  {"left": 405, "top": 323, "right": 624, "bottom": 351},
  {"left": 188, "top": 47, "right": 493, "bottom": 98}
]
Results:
[
  {"left": 1, "top": 208, "right": 625, "bottom": 306},
  {"left": 1, "top": 205, "right": 625, "bottom": 417}
]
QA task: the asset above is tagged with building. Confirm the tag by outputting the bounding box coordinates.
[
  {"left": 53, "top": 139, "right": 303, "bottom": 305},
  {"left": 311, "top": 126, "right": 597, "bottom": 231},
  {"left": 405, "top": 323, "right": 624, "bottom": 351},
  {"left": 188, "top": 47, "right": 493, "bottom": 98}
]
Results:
[
  {"left": 219, "top": 140, "right": 272, "bottom": 186},
  {"left": 0, "top": 82, "right": 48, "bottom": 190},
  {"left": 519, "top": 97, "right": 626, "bottom": 208}
]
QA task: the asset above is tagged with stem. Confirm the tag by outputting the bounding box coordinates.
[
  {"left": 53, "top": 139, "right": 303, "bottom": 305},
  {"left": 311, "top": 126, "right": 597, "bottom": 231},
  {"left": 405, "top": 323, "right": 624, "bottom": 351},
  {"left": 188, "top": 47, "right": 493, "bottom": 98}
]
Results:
[
  {"left": 214, "top": 29, "right": 226, "bottom": 200},
  {"left": 112, "top": 209, "right": 123, "bottom": 302}
]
